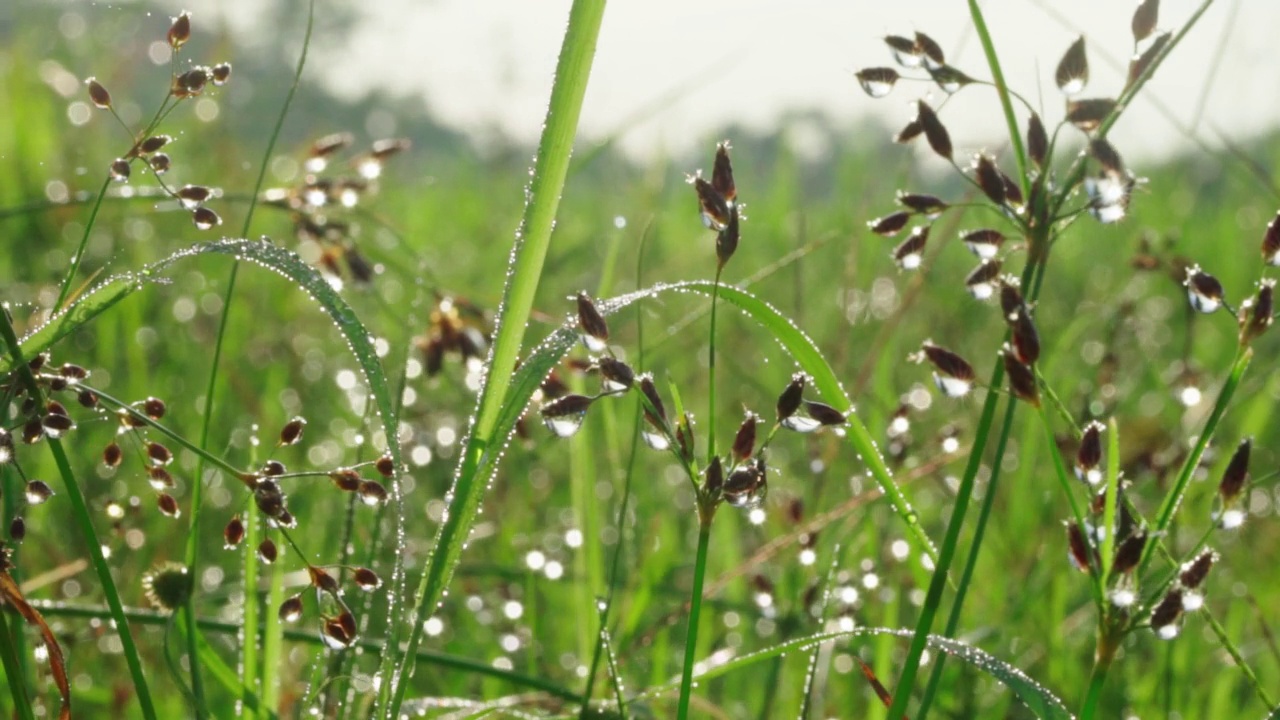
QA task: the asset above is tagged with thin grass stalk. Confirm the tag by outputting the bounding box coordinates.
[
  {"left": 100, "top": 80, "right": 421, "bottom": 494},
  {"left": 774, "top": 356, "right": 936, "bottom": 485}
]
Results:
[
  {"left": 241, "top": 501, "right": 261, "bottom": 720},
  {"left": 261, "top": 550, "right": 285, "bottom": 716},
  {"left": 185, "top": 5, "right": 314, "bottom": 713},
  {"left": 1, "top": 462, "right": 30, "bottom": 692},
  {"left": 382, "top": 2, "right": 604, "bottom": 716},
  {"left": 916, "top": 393, "right": 1017, "bottom": 718},
  {"left": 966, "top": 0, "right": 1028, "bottom": 193},
  {"left": 52, "top": 177, "right": 111, "bottom": 312},
  {"left": 1079, "top": 650, "right": 1115, "bottom": 720},
  {"left": 677, "top": 519, "right": 714, "bottom": 720},
  {"left": 706, "top": 265, "right": 724, "bottom": 458},
  {"left": 0, "top": 313, "right": 157, "bottom": 720},
  {"left": 0, "top": 613, "right": 35, "bottom": 720}
]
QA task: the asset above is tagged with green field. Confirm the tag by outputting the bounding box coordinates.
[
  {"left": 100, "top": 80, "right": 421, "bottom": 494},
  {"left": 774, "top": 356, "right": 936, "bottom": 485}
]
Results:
[{"left": 1, "top": 2, "right": 1278, "bottom": 718}]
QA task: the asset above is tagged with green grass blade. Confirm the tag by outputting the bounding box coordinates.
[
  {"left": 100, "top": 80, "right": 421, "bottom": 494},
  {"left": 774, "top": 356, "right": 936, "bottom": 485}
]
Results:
[
  {"left": 2, "top": 272, "right": 148, "bottom": 373},
  {"left": 967, "top": 0, "right": 1028, "bottom": 190}
]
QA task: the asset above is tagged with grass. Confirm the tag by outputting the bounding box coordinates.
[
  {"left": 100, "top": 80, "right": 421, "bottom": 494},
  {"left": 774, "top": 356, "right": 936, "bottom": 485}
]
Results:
[{"left": 1, "top": 1, "right": 1279, "bottom": 718}]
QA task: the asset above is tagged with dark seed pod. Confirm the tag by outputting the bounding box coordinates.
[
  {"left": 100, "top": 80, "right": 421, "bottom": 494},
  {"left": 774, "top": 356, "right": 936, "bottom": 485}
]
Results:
[
  {"left": 1150, "top": 589, "right": 1183, "bottom": 630},
  {"left": 9, "top": 516, "right": 25, "bottom": 541},
  {"left": 1113, "top": 531, "right": 1146, "bottom": 575},
  {"left": 279, "top": 416, "right": 307, "bottom": 446},
  {"left": 597, "top": 356, "right": 635, "bottom": 391},
  {"left": 965, "top": 259, "right": 1002, "bottom": 300},
  {"left": 1179, "top": 549, "right": 1216, "bottom": 590},
  {"left": 25, "top": 480, "right": 54, "bottom": 505},
  {"left": 805, "top": 401, "right": 846, "bottom": 426},
  {"left": 147, "top": 442, "right": 173, "bottom": 466},
  {"left": 0, "top": 429, "right": 12, "bottom": 465},
  {"left": 257, "top": 538, "right": 278, "bottom": 564},
  {"left": 211, "top": 62, "right": 232, "bottom": 86},
  {"left": 1055, "top": 36, "right": 1089, "bottom": 96},
  {"left": 110, "top": 158, "right": 131, "bottom": 182},
  {"left": 999, "top": 278, "right": 1025, "bottom": 319},
  {"left": 1009, "top": 309, "right": 1040, "bottom": 365},
  {"left": 87, "top": 78, "right": 112, "bottom": 109},
  {"left": 1066, "top": 99, "right": 1118, "bottom": 133},
  {"left": 1261, "top": 211, "right": 1280, "bottom": 265},
  {"left": 176, "top": 184, "right": 212, "bottom": 206},
  {"left": 309, "top": 566, "right": 340, "bottom": 594},
  {"left": 868, "top": 211, "right": 911, "bottom": 237},
  {"left": 1218, "top": 438, "right": 1251, "bottom": 503},
  {"left": 1240, "top": 279, "right": 1275, "bottom": 344},
  {"left": 704, "top": 455, "right": 724, "bottom": 496},
  {"left": 1027, "top": 113, "right": 1048, "bottom": 168},
  {"left": 724, "top": 468, "right": 757, "bottom": 498},
  {"left": 892, "top": 225, "right": 929, "bottom": 271},
  {"left": 175, "top": 67, "right": 209, "bottom": 96},
  {"left": 27, "top": 353, "right": 48, "bottom": 373},
  {"left": 192, "top": 207, "right": 222, "bottom": 230},
  {"left": 375, "top": 456, "right": 395, "bottom": 478},
  {"left": 278, "top": 595, "right": 304, "bottom": 622},
  {"left": 148, "top": 467, "right": 174, "bottom": 490},
  {"left": 1090, "top": 139, "right": 1125, "bottom": 176},
  {"left": 716, "top": 205, "right": 740, "bottom": 268},
  {"left": 927, "top": 65, "right": 974, "bottom": 94},
  {"left": 919, "top": 341, "right": 974, "bottom": 398},
  {"left": 77, "top": 389, "right": 99, "bottom": 408},
  {"left": 351, "top": 567, "right": 381, "bottom": 591},
  {"left": 914, "top": 31, "right": 945, "bottom": 68},
  {"left": 157, "top": 493, "right": 181, "bottom": 518},
  {"left": 916, "top": 101, "right": 952, "bottom": 160},
  {"left": 1127, "top": 32, "right": 1170, "bottom": 90},
  {"left": 371, "top": 137, "right": 411, "bottom": 159},
  {"left": 41, "top": 413, "right": 75, "bottom": 437},
  {"left": 149, "top": 153, "right": 172, "bottom": 174},
  {"left": 884, "top": 35, "right": 922, "bottom": 68},
  {"left": 1075, "top": 420, "right": 1105, "bottom": 484},
  {"left": 693, "top": 177, "right": 731, "bottom": 231},
  {"left": 330, "top": 468, "right": 362, "bottom": 492},
  {"left": 638, "top": 375, "right": 666, "bottom": 425},
  {"left": 732, "top": 413, "right": 758, "bottom": 461},
  {"left": 46, "top": 399, "right": 69, "bottom": 416},
  {"left": 139, "top": 135, "right": 172, "bottom": 154},
  {"left": 896, "top": 193, "right": 948, "bottom": 216},
  {"left": 1132, "top": 0, "right": 1159, "bottom": 42},
  {"left": 711, "top": 142, "right": 736, "bottom": 202},
  {"left": 1000, "top": 170, "right": 1024, "bottom": 207},
  {"left": 224, "top": 515, "right": 245, "bottom": 548},
  {"left": 676, "top": 412, "right": 695, "bottom": 461},
  {"left": 168, "top": 12, "right": 192, "bottom": 49},
  {"left": 262, "top": 460, "right": 286, "bottom": 477},
  {"left": 855, "top": 67, "right": 900, "bottom": 98},
  {"left": 974, "top": 155, "right": 1006, "bottom": 206},
  {"left": 541, "top": 394, "right": 593, "bottom": 418},
  {"left": 22, "top": 417, "right": 43, "bottom": 444},
  {"left": 1065, "top": 521, "right": 1092, "bottom": 573},
  {"left": 776, "top": 373, "right": 807, "bottom": 421},
  {"left": 576, "top": 292, "right": 609, "bottom": 346},
  {"left": 894, "top": 119, "right": 924, "bottom": 144},
  {"left": 961, "top": 229, "right": 1006, "bottom": 260},
  {"left": 103, "top": 442, "right": 123, "bottom": 468},
  {"left": 253, "top": 479, "right": 287, "bottom": 519},
  {"left": 324, "top": 612, "right": 359, "bottom": 648},
  {"left": 1003, "top": 349, "right": 1040, "bottom": 407},
  {"left": 358, "top": 480, "right": 388, "bottom": 506},
  {"left": 1184, "top": 265, "right": 1225, "bottom": 314}
]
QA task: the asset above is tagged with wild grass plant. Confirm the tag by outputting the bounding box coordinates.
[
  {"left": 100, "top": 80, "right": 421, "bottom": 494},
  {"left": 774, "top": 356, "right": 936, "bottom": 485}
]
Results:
[{"left": 1, "top": 0, "right": 1279, "bottom": 718}]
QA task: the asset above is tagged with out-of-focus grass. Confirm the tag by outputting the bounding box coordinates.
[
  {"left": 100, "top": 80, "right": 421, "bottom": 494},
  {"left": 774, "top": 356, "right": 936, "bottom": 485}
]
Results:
[{"left": 1, "top": 5, "right": 1279, "bottom": 717}]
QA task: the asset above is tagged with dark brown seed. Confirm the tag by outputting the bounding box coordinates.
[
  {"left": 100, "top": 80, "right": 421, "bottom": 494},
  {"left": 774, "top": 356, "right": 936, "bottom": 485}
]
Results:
[
  {"left": 22, "top": 417, "right": 42, "bottom": 444},
  {"left": 1179, "top": 549, "right": 1216, "bottom": 589},
  {"left": 279, "top": 417, "right": 307, "bottom": 446},
  {"left": 1076, "top": 420, "right": 1104, "bottom": 474},
  {"left": 961, "top": 229, "right": 1006, "bottom": 260},
  {"left": 25, "top": 480, "right": 54, "bottom": 505},
  {"left": 928, "top": 65, "right": 974, "bottom": 93},
  {"left": 541, "top": 394, "right": 593, "bottom": 418},
  {"left": 168, "top": 12, "right": 192, "bottom": 49},
  {"left": 868, "top": 211, "right": 911, "bottom": 237},
  {"left": 147, "top": 442, "right": 173, "bottom": 466},
  {"left": 999, "top": 279, "right": 1025, "bottom": 319},
  {"left": 9, "top": 516, "right": 25, "bottom": 541},
  {"left": 45, "top": 400, "right": 69, "bottom": 417},
  {"left": 371, "top": 138, "right": 411, "bottom": 159},
  {"left": 1027, "top": 113, "right": 1048, "bottom": 168},
  {"left": 211, "top": 62, "right": 232, "bottom": 86},
  {"left": 1055, "top": 36, "right": 1089, "bottom": 95},
  {"left": 278, "top": 595, "right": 303, "bottom": 622},
  {"left": 149, "top": 153, "right": 171, "bottom": 174},
  {"left": 712, "top": 142, "right": 736, "bottom": 202},
  {"left": 1127, "top": 32, "right": 1170, "bottom": 90},
  {"left": 894, "top": 119, "right": 924, "bottom": 144},
  {"left": 176, "top": 184, "right": 212, "bottom": 204},
  {"left": 1009, "top": 310, "right": 1040, "bottom": 365},
  {"left": 224, "top": 516, "right": 245, "bottom": 548},
  {"left": 1262, "top": 211, "right": 1280, "bottom": 265},
  {"left": 916, "top": 101, "right": 952, "bottom": 160},
  {"left": 1000, "top": 170, "right": 1024, "bottom": 207},
  {"left": 597, "top": 356, "right": 635, "bottom": 390},
  {"left": 896, "top": 193, "right": 948, "bottom": 216},
  {"left": 0, "top": 429, "right": 11, "bottom": 464},
  {"left": 1132, "top": 0, "right": 1160, "bottom": 44},
  {"left": 638, "top": 375, "right": 666, "bottom": 424},
  {"left": 41, "top": 413, "right": 74, "bottom": 435},
  {"left": 176, "top": 67, "right": 209, "bottom": 96},
  {"left": 103, "top": 442, "right": 123, "bottom": 468},
  {"left": 693, "top": 177, "right": 731, "bottom": 231},
  {"left": 311, "top": 132, "right": 354, "bottom": 158},
  {"left": 716, "top": 205, "right": 740, "bottom": 268},
  {"left": 77, "top": 389, "right": 99, "bottom": 408},
  {"left": 262, "top": 460, "right": 286, "bottom": 477},
  {"left": 254, "top": 479, "right": 287, "bottom": 519},
  {"left": 1185, "top": 266, "right": 1225, "bottom": 314},
  {"left": 1066, "top": 521, "right": 1091, "bottom": 573},
  {"left": 854, "top": 67, "right": 900, "bottom": 98},
  {"left": 358, "top": 480, "right": 388, "bottom": 506},
  {"left": 805, "top": 401, "right": 846, "bottom": 426},
  {"left": 576, "top": 291, "right": 609, "bottom": 344},
  {"left": 48, "top": 377, "right": 67, "bottom": 392},
  {"left": 1090, "top": 139, "right": 1125, "bottom": 175},
  {"left": 704, "top": 456, "right": 724, "bottom": 496},
  {"left": 725, "top": 468, "right": 757, "bottom": 496},
  {"left": 914, "top": 31, "right": 945, "bottom": 67},
  {"left": 309, "top": 566, "right": 340, "bottom": 594},
  {"left": 139, "top": 135, "right": 172, "bottom": 153},
  {"left": 1241, "top": 280, "right": 1275, "bottom": 344},
  {"left": 920, "top": 342, "right": 975, "bottom": 383},
  {"left": 157, "top": 493, "right": 181, "bottom": 518},
  {"left": 375, "top": 456, "right": 395, "bottom": 478},
  {"left": 776, "top": 373, "right": 807, "bottom": 421},
  {"left": 1066, "top": 99, "right": 1118, "bottom": 132},
  {"left": 422, "top": 337, "right": 445, "bottom": 376},
  {"left": 192, "top": 207, "right": 222, "bottom": 230},
  {"left": 1004, "top": 349, "right": 1040, "bottom": 407},
  {"left": 974, "top": 155, "right": 1006, "bottom": 206},
  {"left": 87, "top": 78, "right": 112, "bottom": 109},
  {"left": 330, "top": 469, "right": 362, "bottom": 492},
  {"left": 148, "top": 467, "right": 175, "bottom": 489},
  {"left": 258, "top": 538, "right": 278, "bottom": 564},
  {"left": 353, "top": 567, "right": 382, "bottom": 591},
  {"left": 676, "top": 412, "right": 695, "bottom": 461},
  {"left": 110, "top": 158, "right": 131, "bottom": 182},
  {"left": 883, "top": 35, "right": 922, "bottom": 67},
  {"left": 1113, "top": 531, "right": 1146, "bottom": 575},
  {"left": 344, "top": 248, "right": 375, "bottom": 283},
  {"left": 143, "top": 397, "right": 167, "bottom": 419},
  {"left": 324, "top": 612, "right": 358, "bottom": 648},
  {"left": 965, "top": 259, "right": 1002, "bottom": 296},
  {"left": 1218, "top": 438, "right": 1251, "bottom": 502},
  {"left": 1150, "top": 589, "right": 1183, "bottom": 629},
  {"left": 892, "top": 226, "right": 929, "bottom": 270},
  {"left": 732, "top": 413, "right": 758, "bottom": 461},
  {"left": 28, "top": 353, "right": 48, "bottom": 373}
]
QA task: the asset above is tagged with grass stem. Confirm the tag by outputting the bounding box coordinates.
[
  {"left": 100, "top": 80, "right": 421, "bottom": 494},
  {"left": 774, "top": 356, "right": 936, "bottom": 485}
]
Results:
[{"left": 677, "top": 517, "right": 714, "bottom": 720}]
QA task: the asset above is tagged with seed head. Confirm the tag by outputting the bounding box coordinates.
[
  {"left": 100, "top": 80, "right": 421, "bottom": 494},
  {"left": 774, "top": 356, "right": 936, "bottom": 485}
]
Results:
[
  {"left": 704, "top": 456, "right": 724, "bottom": 497},
  {"left": 309, "top": 566, "right": 340, "bottom": 594},
  {"left": 167, "top": 12, "right": 192, "bottom": 49},
  {"left": 776, "top": 373, "right": 807, "bottom": 421},
  {"left": 358, "top": 480, "right": 388, "bottom": 506},
  {"left": 1027, "top": 113, "right": 1048, "bottom": 168},
  {"left": 211, "top": 62, "right": 232, "bottom": 86},
  {"left": 1003, "top": 348, "right": 1040, "bottom": 407},
  {"left": 278, "top": 595, "right": 304, "bottom": 623},
  {"left": 1075, "top": 421, "right": 1105, "bottom": 485},
  {"left": 1239, "top": 279, "right": 1275, "bottom": 345},
  {"left": 692, "top": 176, "right": 731, "bottom": 231},
  {"left": 224, "top": 515, "right": 245, "bottom": 549},
  {"left": 353, "top": 567, "right": 382, "bottom": 591},
  {"left": 711, "top": 141, "right": 736, "bottom": 203},
  {"left": 1065, "top": 521, "right": 1091, "bottom": 573},
  {"left": 576, "top": 292, "right": 609, "bottom": 348},
  {"left": 1179, "top": 549, "right": 1217, "bottom": 590},
  {"left": 974, "top": 155, "right": 1006, "bottom": 206},
  {"left": 1218, "top": 438, "right": 1251, "bottom": 503},
  {"left": 855, "top": 67, "right": 899, "bottom": 98},
  {"left": 1112, "top": 531, "right": 1146, "bottom": 575},
  {"left": 157, "top": 493, "right": 181, "bottom": 518},
  {"left": 86, "top": 78, "right": 112, "bottom": 109},
  {"left": 916, "top": 341, "right": 974, "bottom": 399},
  {"left": 1055, "top": 36, "right": 1089, "bottom": 96},
  {"left": 1184, "top": 265, "right": 1225, "bottom": 314},
  {"left": 142, "top": 562, "right": 191, "bottom": 611},
  {"left": 279, "top": 416, "right": 307, "bottom": 446},
  {"left": 597, "top": 356, "right": 635, "bottom": 391},
  {"left": 868, "top": 211, "right": 911, "bottom": 237},
  {"left": 916, "top": 101, "right": 952, "bottom": 160},
  {"left": 257, "top": 538, "right": 278, "bottom": 564},
  {"left": 375, "top": 456, "right": 396, "bottom": 478},
  {"left": 732, "top": 413, "right": 758, "bottom": 461}
]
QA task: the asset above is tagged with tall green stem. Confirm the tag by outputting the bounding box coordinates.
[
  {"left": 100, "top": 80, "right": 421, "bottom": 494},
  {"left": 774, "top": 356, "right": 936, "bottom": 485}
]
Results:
[
  {"left": 677, "top": 516, "right": 713, "bottom": 719},
  {"left": 706, "top": 267, "right": 723, "bottom": 458}
]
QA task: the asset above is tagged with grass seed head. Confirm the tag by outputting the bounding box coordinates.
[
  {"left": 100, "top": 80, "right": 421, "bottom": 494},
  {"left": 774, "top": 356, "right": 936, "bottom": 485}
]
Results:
[
  {"left": 167, "top": 12, "right": 192, "bottom": 49},
  {"left": 142, "top": 562, "right": 191, "bottom": 611}
]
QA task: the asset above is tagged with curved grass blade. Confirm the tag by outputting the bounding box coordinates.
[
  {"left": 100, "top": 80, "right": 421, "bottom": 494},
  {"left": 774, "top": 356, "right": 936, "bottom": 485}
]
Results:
[{"left": 2, "top": 271, "right": 150, "bottom": 373}]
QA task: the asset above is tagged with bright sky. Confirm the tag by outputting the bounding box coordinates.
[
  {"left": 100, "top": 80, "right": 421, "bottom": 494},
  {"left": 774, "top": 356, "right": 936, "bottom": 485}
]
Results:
[{"left": 212, "top": 0, "right": 1268, "bottom": 162}]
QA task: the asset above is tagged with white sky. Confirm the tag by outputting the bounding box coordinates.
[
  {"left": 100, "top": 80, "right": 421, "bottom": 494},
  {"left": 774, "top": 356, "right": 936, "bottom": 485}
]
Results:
[{"left": 209, "top": 0, "right": 1268, "bottom": 162}]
